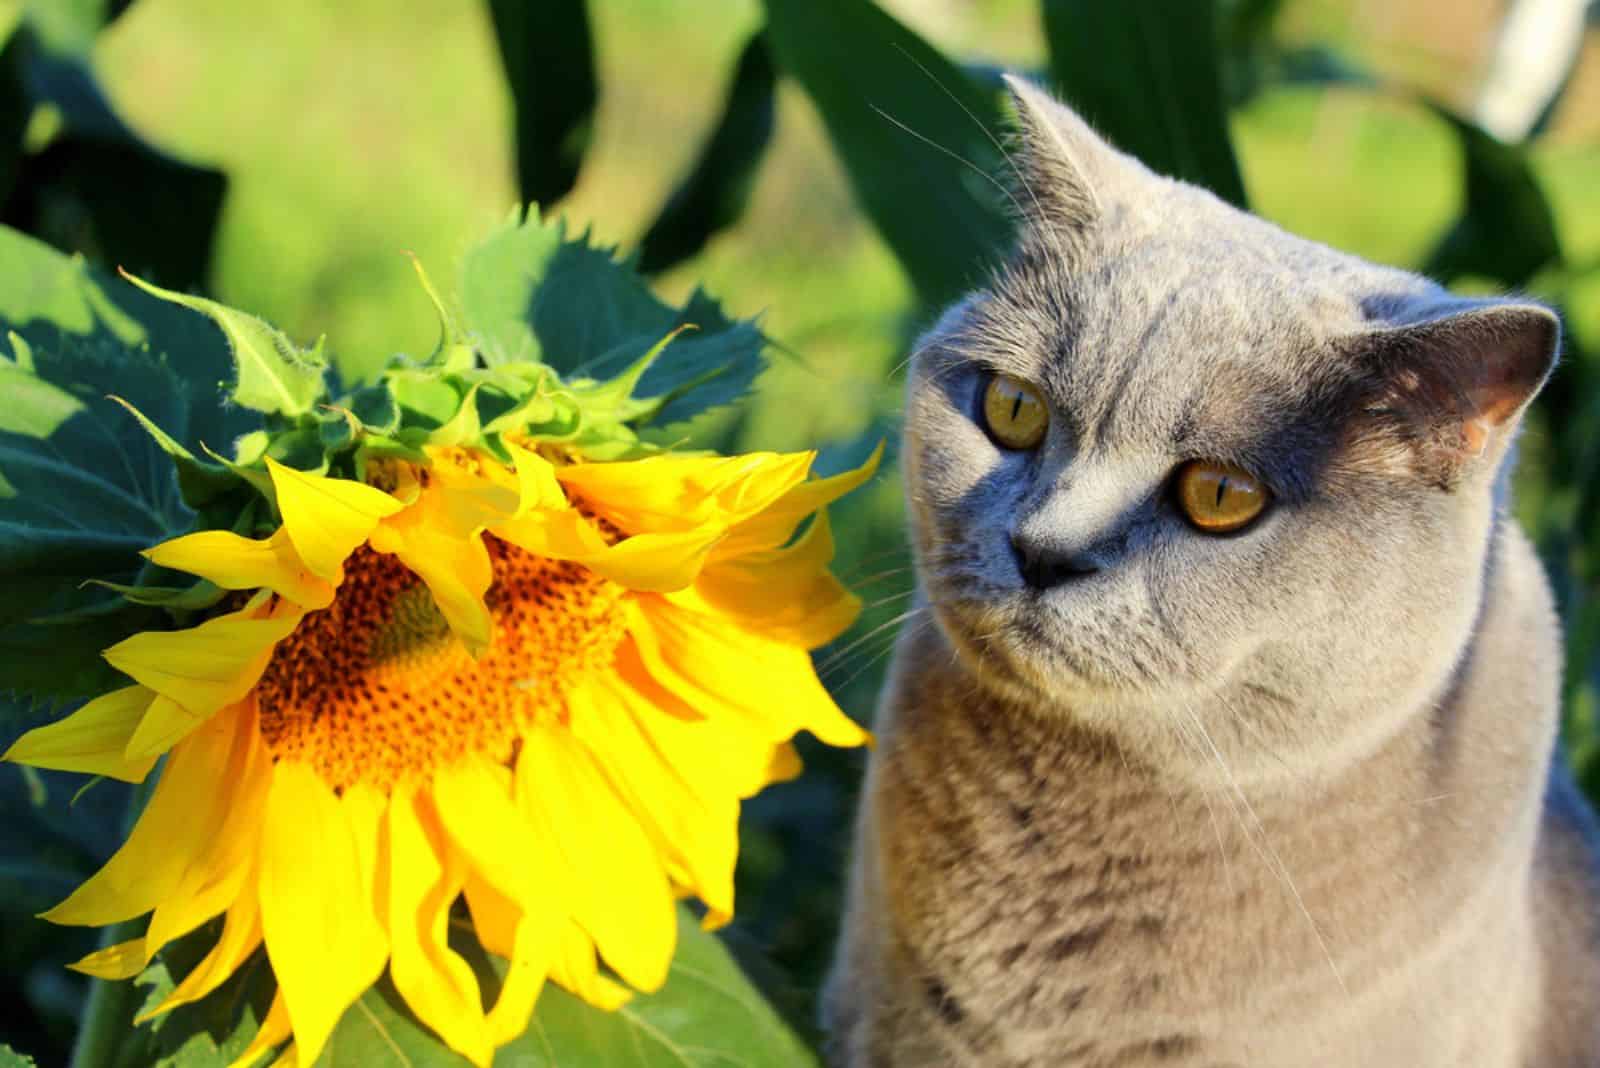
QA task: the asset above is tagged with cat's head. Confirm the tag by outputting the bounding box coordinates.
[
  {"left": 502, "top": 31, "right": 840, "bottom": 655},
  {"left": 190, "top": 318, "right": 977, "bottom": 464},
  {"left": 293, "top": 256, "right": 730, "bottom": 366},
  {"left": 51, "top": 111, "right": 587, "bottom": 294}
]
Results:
[{"left": 903, "top": 76, "right": 1560, "bottom": 783}]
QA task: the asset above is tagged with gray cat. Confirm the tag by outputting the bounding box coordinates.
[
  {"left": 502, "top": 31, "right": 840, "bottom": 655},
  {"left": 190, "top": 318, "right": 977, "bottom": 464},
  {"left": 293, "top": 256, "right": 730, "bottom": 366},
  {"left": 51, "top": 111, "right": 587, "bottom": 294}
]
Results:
[{"left": 822, "top": 76, "right": 1600, "bottom": 1066}]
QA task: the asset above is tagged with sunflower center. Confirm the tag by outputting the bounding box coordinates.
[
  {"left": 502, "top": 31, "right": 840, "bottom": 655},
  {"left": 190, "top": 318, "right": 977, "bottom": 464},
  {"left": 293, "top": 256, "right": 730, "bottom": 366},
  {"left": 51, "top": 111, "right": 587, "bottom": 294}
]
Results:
[{"left": 254, "top": 536, "right": 628, "bottom": 790}]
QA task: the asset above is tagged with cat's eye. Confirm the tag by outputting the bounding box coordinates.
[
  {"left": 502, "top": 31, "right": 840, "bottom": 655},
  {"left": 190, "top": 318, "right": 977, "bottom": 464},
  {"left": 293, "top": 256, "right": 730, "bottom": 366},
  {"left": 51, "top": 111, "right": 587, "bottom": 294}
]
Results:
[
  {"left": 983, "top": 374, "right": 1049, "bottom": 450},
  {"left": 1174, "top": 460, "right": 1270, "bottom": 534}
]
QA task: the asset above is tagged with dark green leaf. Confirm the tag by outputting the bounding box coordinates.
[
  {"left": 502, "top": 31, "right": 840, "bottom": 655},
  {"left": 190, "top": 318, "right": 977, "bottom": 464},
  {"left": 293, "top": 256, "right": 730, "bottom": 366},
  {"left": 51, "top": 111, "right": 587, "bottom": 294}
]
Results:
[
  {"left": 0, "top": 225, "right": 253, "bottom": 700},
  {"left": 638, "top": 32, "right": 777, "bottom": 275},
  {"left": 1043, "top": 0, "right": 1248, "bottom": 208},
  {"left": 486, "top": 0, "right": 595, "bottom": 208},
  {"left": 1423, "top": 104, "right": 1563, "bottom": 288},
  {"left": 762, "top": 0, "right": 1014, "bottom": 309},
  {"left": 460, "top": 211, "right": 766, "bottom": 425}
]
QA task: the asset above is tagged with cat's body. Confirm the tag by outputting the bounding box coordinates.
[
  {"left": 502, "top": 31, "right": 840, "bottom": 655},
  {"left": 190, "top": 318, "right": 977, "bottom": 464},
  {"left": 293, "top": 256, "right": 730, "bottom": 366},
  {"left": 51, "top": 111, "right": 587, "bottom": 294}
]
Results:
[{"left": 823, "top": 78, "right": 1600, "bottom": 1066}]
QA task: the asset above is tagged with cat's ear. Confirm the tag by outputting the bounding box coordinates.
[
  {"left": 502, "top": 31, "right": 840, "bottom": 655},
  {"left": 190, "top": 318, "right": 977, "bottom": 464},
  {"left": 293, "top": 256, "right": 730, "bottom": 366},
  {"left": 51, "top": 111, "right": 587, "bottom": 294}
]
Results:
[
  {"left": 1356, "top": 300, "right": 1559, "bottom": 479},
  {"left": 1001, "top": 74, "right": 1111, "bottom": 233}
]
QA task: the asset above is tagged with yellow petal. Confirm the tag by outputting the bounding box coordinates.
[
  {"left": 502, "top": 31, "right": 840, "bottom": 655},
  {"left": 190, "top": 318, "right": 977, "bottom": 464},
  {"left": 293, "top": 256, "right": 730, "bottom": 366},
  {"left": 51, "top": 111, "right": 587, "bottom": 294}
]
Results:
[
  {"left": 568, "top": 679, "right": 739, "bottom": 926},
  {"left": 145, "top": 527, "right": 334, "bottom": 609},
  {"left": 433, "top": 757, "right": 564, "bottom": 917},
  {"left": 503, "top": 439, "right": 567, "bottom": 514},
  {"left": 548, "top": 922, "right": 632, "bottom": 1011},
  {"left": 715, "top": 441, "right": 883, "bottom": 558},
  {"left": 386, "top": 786, "right": 492, "bottom": 1068},
  {"left": 104, "top": 601, "right": 301, "bottom": 721},
  {"left": 45, "top": 707, "right": 245, "bottom": 926},
  {"left": 226, "top": 989, "right": 291, "bottom": 1068},
  {"left": 611, "top": 636, "right": 776, "bottom": 799},
  {"left": 124, "top": 695, "right": 207, "bottom": 759},
  {"left": 138, "top": 885, "right": 263, "bottom": 1021},
  {"left": 434, "top": 757, "right": 565, "bottom": 1046},
  {"left": 258, "top": 761, "right": 388, "bottom": 1067},
  {"left": 688, "top": 510, "right": 861, "bottom": 648},
  {"left": 141, "top": 703, "right": 270, "bottom": 962},
  {"left": 2, "top": 685, "right": 157, "bottom": 782},
  {"left": 460, "top": 876, "right": 557, "bottom": 1048},
  {"left": 557, "top": 450, "right": 814, "bottom": 535},
  {"left": 266, "top": 456, "right": 403, "bottom": 582},
  {"left": 515, "top": 728, "right": 676, "bottom": 993},
  {"left": 342, "top": 782, "right": 388, "bottom": 923},
  {"left": 634, "top": 596, "right": 869, "bottom": 749},
  {"left": 69, "top": 936, "right": 148, "bottom": 980},
  {"left": 492, "top": 515, "right": 723, "bottom": 593},
  {"left": 368, "top": 483, "right": 496, "bottom": 655}
]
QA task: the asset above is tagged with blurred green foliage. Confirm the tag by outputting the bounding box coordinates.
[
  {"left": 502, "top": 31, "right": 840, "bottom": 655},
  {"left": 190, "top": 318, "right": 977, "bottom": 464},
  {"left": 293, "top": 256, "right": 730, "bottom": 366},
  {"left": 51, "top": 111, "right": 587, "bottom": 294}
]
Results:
[{"left": 2, "top": 0, "right": 1599, "bottom": 1064}]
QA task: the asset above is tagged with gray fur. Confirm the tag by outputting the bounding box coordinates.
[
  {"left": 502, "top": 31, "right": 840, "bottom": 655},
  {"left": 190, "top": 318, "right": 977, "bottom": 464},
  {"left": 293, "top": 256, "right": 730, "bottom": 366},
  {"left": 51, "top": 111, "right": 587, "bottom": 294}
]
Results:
[{"left": 824, "top": 76, "right": 1600, "bottom": 1066}]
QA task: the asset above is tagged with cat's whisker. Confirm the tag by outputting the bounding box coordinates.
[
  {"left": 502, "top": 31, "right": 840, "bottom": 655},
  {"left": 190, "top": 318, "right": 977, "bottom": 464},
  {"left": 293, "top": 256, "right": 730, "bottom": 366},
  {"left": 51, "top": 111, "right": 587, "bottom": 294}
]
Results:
[
  {"left": 1177, "top": 699, "right": 1349, "bottom": 998},
  {"left": 867, "top": 105, "right": 1028, "bottom": 225},
  {"left": 819, "top": 606, "right": 929, "bottom": 679},
  {"left": 829, "top": 611, "right": 935, "bottom": 694},
  {"left": 846, "top": 567, "right": 916, "bottom": 593},
  {"left": 885, "top": 43, "right": 1073, "bottom": 272},
  {"left": 1157, "top": 703, "right": 1236, "bottom": 898}
]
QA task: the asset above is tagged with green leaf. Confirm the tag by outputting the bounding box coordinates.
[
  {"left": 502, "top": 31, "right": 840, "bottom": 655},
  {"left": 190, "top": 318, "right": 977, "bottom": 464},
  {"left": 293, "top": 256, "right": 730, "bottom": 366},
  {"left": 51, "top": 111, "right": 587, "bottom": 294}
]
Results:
[
  {"left": 460, "top": 211, "right": 766, "bottom": 426},
  {"left": 120, "top": 271, "right": 328, "bottom": 417},
  {"left": 486, "top": 0, "right": 595, "bottom": 208},
  {"left": 762, "top": 0, "right": 1014, "bottom": 308},
  {"left": 1423, "top": 104, "right": 1563, "bottom": 288},
  {"left": 124, "top": 909, "right": 817, "bottom": 1068},
  {"left": 0, "top": 1044, "right": 38, "bottom": 1066},
  {"left": 498, "top": 910, "right": 821, "bottom": 1067},
  {"left": 1042, "top": 0, "right": 1248, "bottom": 208},
  {"left": 638, "top": 31, "right": 777, "bottom": 275}
]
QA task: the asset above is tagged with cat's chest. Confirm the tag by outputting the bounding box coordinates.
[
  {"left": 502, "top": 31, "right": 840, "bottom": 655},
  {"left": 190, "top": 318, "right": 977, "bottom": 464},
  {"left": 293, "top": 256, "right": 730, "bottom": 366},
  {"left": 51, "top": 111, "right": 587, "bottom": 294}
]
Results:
[{"left": 878, "top": 749, "right": 1238, "bottom": 1057}]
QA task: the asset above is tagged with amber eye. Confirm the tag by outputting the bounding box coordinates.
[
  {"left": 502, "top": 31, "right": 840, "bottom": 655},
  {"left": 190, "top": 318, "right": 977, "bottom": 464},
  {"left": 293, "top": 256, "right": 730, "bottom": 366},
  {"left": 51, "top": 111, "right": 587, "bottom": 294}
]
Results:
[
  {"left": 982, "top": 375, "right": 1049, "bottom": 450},
  {"left": 1174, "top": 460, "right": 1270, "bottom": 534}
]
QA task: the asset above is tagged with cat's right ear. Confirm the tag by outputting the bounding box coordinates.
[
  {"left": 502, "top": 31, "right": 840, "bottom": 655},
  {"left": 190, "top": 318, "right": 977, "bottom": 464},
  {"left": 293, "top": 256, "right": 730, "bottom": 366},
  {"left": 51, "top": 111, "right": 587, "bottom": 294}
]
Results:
[
  {"left": 1004, "top": 74, "right": 1107, "bottom": 233},
  {"left": 1351, "top": 300, "right": 1560, "bottom": 485},
  {"left": 1001, "top": 74, "right": 1106, "bottom": 234}
]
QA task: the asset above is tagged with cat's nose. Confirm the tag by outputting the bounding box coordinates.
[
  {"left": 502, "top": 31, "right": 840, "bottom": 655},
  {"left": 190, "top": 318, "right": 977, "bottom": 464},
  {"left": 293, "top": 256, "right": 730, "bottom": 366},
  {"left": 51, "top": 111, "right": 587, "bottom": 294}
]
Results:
[{"left": 1010, "top": 532, "right": 1100, "bottom": 589}]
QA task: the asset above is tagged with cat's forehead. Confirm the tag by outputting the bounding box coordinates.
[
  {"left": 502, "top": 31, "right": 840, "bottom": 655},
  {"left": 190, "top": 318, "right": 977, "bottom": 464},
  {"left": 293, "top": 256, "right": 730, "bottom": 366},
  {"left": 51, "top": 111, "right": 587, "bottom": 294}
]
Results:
[{"left": 968, "top": 211, "right": 1408, "bottom": 459}]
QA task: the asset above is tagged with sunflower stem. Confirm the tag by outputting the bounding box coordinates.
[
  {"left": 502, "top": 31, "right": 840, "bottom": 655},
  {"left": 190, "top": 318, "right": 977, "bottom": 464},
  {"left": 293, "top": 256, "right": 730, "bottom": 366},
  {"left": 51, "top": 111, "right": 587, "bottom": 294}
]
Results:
[{"left": 69, "top": 775, "right": 159, "bottom": 1068}]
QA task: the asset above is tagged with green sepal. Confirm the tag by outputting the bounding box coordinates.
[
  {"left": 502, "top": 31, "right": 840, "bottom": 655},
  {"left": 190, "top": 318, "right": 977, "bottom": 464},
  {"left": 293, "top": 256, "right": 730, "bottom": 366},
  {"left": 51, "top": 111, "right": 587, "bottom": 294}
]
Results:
[
  {"left": 106, "top": 395, "right": 241, "bottom": 508},
  {"left": 118, "top": 269, "right": 328, "bottom": 417},
  {"left": 86, "top": 579, "right": 227, "bottom": 613},
  {"left": 427, "top": 383, "right": 482, "bottom": 447},
  {"left": 388, "top": 370, "right": 463, "bottom": 430},
  {"left": 198, "top": 441, "right": 275, "bottom": 506},
  {"left": 347, "top": 381, "right": 402, "bottom": 434},
  {"left": 406, "top": 251, "right": 477, "bottom": 373}
]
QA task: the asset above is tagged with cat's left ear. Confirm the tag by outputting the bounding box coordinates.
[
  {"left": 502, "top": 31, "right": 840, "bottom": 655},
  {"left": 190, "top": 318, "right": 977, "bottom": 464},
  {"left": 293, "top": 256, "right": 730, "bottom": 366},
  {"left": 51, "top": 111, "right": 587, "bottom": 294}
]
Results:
[{"left": 1358, "top": 300, "right": 1559, "bottom": 478}]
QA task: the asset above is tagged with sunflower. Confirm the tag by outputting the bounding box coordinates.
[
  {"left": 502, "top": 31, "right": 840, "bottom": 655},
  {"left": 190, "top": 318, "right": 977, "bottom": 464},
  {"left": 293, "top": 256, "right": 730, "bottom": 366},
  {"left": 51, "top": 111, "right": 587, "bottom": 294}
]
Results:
[{"left": 3, "top": 436, "right": 876, "bottom": 1067}]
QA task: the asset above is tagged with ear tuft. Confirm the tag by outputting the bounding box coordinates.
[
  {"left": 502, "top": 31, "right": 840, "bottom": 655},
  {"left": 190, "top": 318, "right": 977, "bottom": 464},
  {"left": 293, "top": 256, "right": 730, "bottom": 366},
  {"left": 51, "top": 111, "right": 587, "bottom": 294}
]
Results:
[{"left": 1001, "top": 74, "right": 1101, "bottom": 234}]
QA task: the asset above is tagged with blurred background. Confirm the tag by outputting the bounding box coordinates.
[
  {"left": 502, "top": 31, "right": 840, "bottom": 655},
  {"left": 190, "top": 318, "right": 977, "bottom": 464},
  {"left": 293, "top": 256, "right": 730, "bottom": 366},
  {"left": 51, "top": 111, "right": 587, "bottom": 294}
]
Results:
[{"left": 2, "top": 0, "right": 1599, "bottom": 1061}]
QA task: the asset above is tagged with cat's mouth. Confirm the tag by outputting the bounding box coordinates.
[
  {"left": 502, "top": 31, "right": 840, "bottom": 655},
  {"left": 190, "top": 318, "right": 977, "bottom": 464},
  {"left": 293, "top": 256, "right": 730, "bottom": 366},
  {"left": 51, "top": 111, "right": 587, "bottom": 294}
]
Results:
[{"left": 929, "top": 587, "right": 1156, "bottom": 699}]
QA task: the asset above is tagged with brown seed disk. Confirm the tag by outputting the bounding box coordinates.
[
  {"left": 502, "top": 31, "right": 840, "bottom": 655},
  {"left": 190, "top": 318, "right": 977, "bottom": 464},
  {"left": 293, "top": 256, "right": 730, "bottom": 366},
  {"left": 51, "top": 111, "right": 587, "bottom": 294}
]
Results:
[{"left": 254, "top": 536, "right": 627, "bottom": 790}]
